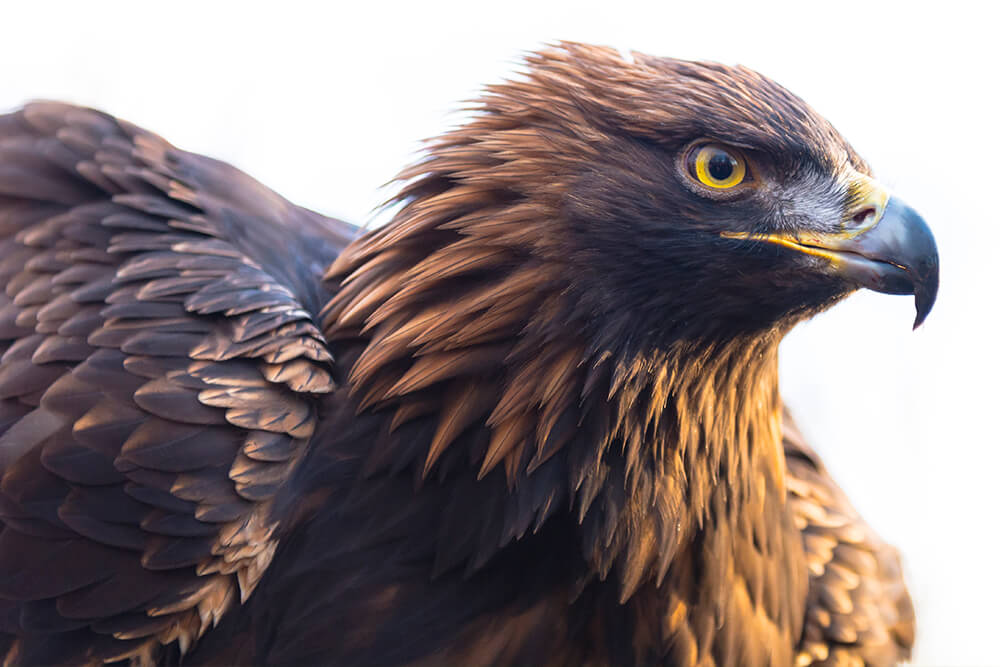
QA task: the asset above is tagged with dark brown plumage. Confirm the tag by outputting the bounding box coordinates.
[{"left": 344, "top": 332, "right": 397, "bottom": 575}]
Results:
[{"left": 0, "top": 43, "right": 933, "bottom": 666}]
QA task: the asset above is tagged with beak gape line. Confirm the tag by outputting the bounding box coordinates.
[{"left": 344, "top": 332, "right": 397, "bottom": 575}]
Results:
[{"left": 723, "top": 186, "right": 939, "bottom": 328}]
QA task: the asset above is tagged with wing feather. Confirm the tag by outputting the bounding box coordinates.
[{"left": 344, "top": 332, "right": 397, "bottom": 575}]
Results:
[
  {"left": 784, "top": 410, "right": 915, "bottom": 666},
  {"left": 0, "top": 102, "right": 357, "bottom": 665}
]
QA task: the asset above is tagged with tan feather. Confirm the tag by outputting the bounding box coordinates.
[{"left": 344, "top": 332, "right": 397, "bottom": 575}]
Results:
[{"left": 424, "top": 379, "right": 497, "bottom": 476}]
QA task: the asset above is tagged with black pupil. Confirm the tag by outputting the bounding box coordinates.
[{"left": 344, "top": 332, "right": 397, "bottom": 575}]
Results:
[{"left": 708, "top": 151, "right": 735, "bottom": 181}]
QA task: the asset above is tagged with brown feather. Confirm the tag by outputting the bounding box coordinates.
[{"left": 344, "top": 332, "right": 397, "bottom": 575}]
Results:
[{"left": 425, "top": 380, "right": 497, "bottom": 476}]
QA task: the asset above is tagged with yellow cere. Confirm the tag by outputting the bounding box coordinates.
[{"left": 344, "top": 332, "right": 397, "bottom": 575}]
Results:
[
  {"left": 841, "top": 172, "right": 890, "bottom": 238},
  {"left": 693, "top": 144, "right": 746, "bottom": 189}
]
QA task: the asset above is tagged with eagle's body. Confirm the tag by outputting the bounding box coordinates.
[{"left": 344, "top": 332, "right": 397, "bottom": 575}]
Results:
[{"left": 0, "top": 44, "right": 931, "bottom": 666}]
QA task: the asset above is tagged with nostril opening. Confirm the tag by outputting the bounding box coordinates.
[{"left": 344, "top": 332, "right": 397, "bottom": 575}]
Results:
[{"left": 852, "top": 207, "right": 876, "bottom": 227}]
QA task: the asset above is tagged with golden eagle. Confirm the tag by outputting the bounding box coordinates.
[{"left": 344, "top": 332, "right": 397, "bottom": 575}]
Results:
[{"left": 0, "top": 43, "right": 936, "bottom": 666}]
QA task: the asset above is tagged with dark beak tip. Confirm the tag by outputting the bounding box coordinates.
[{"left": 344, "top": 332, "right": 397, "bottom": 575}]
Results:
[
  {"left": 911, "top": 267, "right": 939, "bottom": 330},
  {"left": 853, "top": 196, "right": 939, "bottom": 330},
  {"left": 912, "top": 308, "right": 929, "bottom": 330}
]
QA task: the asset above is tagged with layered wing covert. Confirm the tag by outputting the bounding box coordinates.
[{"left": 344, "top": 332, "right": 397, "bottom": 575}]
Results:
[
  {"left": 0, "top": 102, "right": 355, "bottom": 665},
  {"left": 783, "top": 412, "right": 915, "bottom": 666}
]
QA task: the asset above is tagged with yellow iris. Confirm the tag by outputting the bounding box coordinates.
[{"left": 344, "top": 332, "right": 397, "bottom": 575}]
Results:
[{"left": 692, "top": 144, "right": 746, "bottom": 189}]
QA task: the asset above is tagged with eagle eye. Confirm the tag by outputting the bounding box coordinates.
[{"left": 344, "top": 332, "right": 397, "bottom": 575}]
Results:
[{"left": 687, "top": 143, "right": 748, "bottom": 190}]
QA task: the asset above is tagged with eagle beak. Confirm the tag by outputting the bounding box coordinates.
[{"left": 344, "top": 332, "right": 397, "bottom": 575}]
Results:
[
  {"left": 820, "top": 196, "right": 939, "bottom": 328},
  {"left": 724, "top": 185, "right": 940, "bottom": 328}
]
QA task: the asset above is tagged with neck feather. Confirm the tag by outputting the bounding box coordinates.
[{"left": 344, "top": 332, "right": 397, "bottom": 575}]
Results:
[{"left": 320, "top": 195, "right": 789, "bottom": 599}]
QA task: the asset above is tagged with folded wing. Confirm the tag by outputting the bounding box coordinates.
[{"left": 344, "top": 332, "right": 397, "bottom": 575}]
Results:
[
  {"left": 0, "top": 102, "right": 355, "bottom": 665},
  {"left": 784, "top": 411, "right": 916, "bottom": 666}
]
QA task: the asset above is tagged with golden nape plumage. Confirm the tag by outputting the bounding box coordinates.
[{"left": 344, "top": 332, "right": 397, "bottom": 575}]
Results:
[{"left": 0, "top": 43, "right": 933, "bottom": 665}]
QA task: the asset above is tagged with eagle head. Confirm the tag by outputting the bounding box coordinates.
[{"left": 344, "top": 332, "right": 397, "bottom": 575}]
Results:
[{"left": 367, "top": 43, "right": 939, "bottom": 352}]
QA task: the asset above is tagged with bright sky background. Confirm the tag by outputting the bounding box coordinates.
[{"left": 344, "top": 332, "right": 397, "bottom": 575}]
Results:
[{"left": 2, "top": 1, "right": 995, "bottom": 664}]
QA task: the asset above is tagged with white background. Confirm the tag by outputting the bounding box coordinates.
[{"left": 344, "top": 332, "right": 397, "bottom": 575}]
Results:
[{"left": 2, "top": 1, "right": 995, "bottom": 664}]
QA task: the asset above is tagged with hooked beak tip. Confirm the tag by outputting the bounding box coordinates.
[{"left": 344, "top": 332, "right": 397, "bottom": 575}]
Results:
[{"left": 911, "top": 259, "right": 939, "bottom": 329}]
